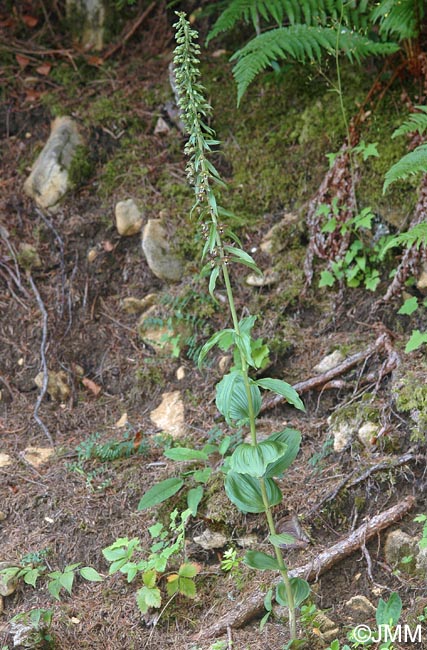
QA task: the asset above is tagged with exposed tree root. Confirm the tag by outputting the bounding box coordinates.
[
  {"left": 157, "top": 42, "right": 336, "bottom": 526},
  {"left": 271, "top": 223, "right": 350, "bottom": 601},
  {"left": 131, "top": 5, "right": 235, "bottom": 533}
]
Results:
[
  {"left": 197, "top": 496, "right": 415, "bottom": 640},
  {"left": 260, "top": 330, "right": 398, "bottom": 413}
]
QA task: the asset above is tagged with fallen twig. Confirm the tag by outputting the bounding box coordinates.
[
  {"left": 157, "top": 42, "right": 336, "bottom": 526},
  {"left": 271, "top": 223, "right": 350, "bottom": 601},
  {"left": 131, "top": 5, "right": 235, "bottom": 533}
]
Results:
[
  {"left": 197, "top": 495, "right": 415, "bottom": 639},
  {"left": 261, "top": 332, "right": 395, "bottom": 413},
  {"left": 102, "top": 1, "right": 156, "bottom": 61},
  {"left": 28, "top": 273, "right": 53, "bottom": 446}
]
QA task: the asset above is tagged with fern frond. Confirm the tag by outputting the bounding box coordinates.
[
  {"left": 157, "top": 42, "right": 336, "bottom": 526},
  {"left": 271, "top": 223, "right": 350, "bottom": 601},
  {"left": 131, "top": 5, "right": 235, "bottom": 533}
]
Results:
[
  {"left": 207, "top": 0, "right": 287, "bottom": 43},
  {"left": 380, "top": 222, "right": 427, "bottom": 255},
  {"left": 372, "top": 0, "right": 425, "bottom": 40},
  {"left": 232, "top": 24, "right": 398, "bottom": 103},
  {"left": 392, "top": 107, "right": 427, "bottom": 139},
  {"left": 383, "top": 144, "right": 427, "bottom": 193}
]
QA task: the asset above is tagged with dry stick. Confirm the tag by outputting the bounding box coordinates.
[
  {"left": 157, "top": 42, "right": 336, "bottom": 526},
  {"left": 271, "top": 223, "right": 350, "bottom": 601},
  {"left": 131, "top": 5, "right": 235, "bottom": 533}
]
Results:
[
  {"left": 260, "top": 332, "right": 390, "bottom": 414},
  {"left": 28, "top": 273, "right": 54, "bottom": 446},
  {"left": 197, "top": 495, "right": 415, "bottom": 640},
  {"left": 102, "top": 1, "right": 156, "bottom": 61}
]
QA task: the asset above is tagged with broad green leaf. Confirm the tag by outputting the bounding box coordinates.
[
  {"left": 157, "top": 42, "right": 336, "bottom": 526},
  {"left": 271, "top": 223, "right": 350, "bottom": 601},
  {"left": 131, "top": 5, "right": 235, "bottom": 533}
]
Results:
[
  {"left": 321, "top": 218, "right": 337, "bottom": 233},
  {"left": 224, "top": 245, "right": 262, "bottom": 275},
  {"left": 376, "top": 592, "right": 402, "bottom": 627},
  {"left": 187, "top": 486, "right": 204, "bottom": 516},
  {"left": 166, "top": 575, "right": 179, "bottom": 597},
  {"left": 136, "top": 585, "right": 161, "bottom": 613},
  {"left": 398, "top": 296, "right": 418, "bottom": 315},
  {"left": 225, "top": 472, "right": 282, "bottom": 513},
  {"left": 365, "top": 270, "right": 380, "bottom": 291},
  {"left": 198, "top": 328, "right": 234, "bottom": 367},
  {"left": 164, "top": 447, "right": 209, "bottom": 461},
  {"left": 219, "top": 436, "right": 231, "bottom": 456},
  {"left": 216, "top": 371, "right": 261, "bottom": 426},
  {"left": 178, "top": 562, "right": 199, "bottom": 578},
  {"left": 239, "top": 315, "right": 257, "bottom": 335},
  {"left": 108, "top": 558, "right": 130, "bottom": 574},
  {"left": 230, "top": 441, "right": 287, "bottom": 477},
  {"left": 235, "top": 332, "right": 255, "bottom": 367},
  {"left": 276, "top": 578, "right": 310, "bottom": 608},
  {"left": 59, "top": 570, "right": 74, "bottom": 595},
  {"left": 142, "top": 569, "right": 157, "bottom": 588},
  {"left": 259, "top": 610, "right": 271, "bottom": 632},
  {"left": 244, "top": 550, "right": 279, "bottom": 571},
  {"left": 148, "top": 523, "right": 163, "bottom": 537},
  {"left": 48, "top": 579, "right": 61, "bottom": 601},
  {"left": 178, "top": 576, "right": 196, "bottom": 598},
  {"left": 319, "top": 270, "right": 336, "bottom": 287},
  {"left": 269, "top": 533, "right": 297, "bottom": 547},
  {"left": 256, "top": 378, "right": 305, "bottom": 412},
  {"left": 264, "top": 428, "right": 301, "bottom": 477},
  {"left": 138, "top": 477, "right": 184, "bottom": 510},
  {"left": 193, "top": 467, "right": 212, "bottom": 483},
  {"left": 23, "top": 568, "right": 40, "bottom": 587},
  {"left": 80, "top": 567, "right": 103, "bottom": 582},
  {"left": 405, "top": 329, "right": 427, "bottom": 353}
]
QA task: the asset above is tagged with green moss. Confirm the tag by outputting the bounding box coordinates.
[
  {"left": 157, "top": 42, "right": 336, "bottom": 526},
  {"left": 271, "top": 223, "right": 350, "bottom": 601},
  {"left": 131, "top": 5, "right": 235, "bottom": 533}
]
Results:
[
  {"left": 329, "top": 393, "right": 380, "bottom": 430},
  {"left": 68, "top": 145, "right": 94, "bottom": 188},
  {"left": 394, "top": 370, "right": 427, "bottom": 440}
]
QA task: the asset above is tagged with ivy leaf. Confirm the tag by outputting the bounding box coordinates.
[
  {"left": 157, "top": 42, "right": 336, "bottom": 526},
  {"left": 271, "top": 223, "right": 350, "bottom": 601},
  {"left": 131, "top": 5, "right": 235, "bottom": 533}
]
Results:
[
  {"left": 137, "top": 477, "right": 184, "bottom": 510},
  {"left": 319, "top": 270, "right": 336, "bottom": 287}
]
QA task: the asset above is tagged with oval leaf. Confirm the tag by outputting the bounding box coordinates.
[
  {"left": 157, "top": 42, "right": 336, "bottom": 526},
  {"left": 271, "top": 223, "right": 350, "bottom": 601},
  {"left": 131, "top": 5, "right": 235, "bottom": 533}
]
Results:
[
  {"left": 216, "top": 371, "right": 261, "bottom": 426},
  {"left": 256, "top": 378, "right": 305, "bottom": 412},
  {"left": 187, "top": 486, "right": 204, "bottom": 516},
  {"left": 276, "top": 577, "right": 310, "bottom": 608},
  {"left": 269, "top": 533, "right": 297, "bottom": 548},
  {"left": 230, "top": 441, "right": 287, "bottom": 477},
  {"left": 264, "top": 429, "right": 301, "bottom": 478},
  {"left": 164, "top": 447, "right": 209, "bottom": 461},
  {"left": 244, "top": 550, "right": 279, "bottom": 571},
  {"left": 225, "top": 472, "right": 282, "bottom": 513},
  {"left": 80, "top": 567, "right": 104, "bottom": 582},
  {"left": 138, "top": 477, "right": 184, "bottom": 511}
]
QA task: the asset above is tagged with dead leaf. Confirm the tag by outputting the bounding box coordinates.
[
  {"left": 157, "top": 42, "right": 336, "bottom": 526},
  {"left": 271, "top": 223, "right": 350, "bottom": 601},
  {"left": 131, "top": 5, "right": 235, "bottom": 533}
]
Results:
[
  {"left": 87, "top": 55, "right": 104, "bottom": 66},
  {"left": 115, "top": 412, "right": 128, "bottom": 428},
  {"left": 36, "top": 63, "right": 51, "bottom": 76},
  {"left": 24, "top": 89, "right": 42, "bottom": 102},
  {"left": 16, "top": 54, "right": 30, "bottom": 69},
  {"left": 22, "top": 14, "right": 38, "bottom": 28},
  {"left": 133, "top": 431, "right": 143, "bottom": 449},
  {"left": 82, "top": 377, "right": 102, "bottom": 396}
]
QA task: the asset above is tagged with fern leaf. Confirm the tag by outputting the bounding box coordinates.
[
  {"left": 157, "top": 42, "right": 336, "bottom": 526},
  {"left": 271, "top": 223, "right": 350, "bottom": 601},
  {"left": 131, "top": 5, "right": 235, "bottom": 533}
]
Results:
[
  {"left": 231, "top": 24, "right": 398, "bottom": 103},
  {"left": 392, "top": 107, "right": 427, "bottom": 139},
  {"left": 383, "top": 144, "right": 427, "bottom": 193},
  {"left": 207, "top": 0, "right": 286, "bottom": 43},
  {"left": 380, "top": 223, "right": 427, "bottom": 256},
  {"left": 372, "top": 0, "right": 425, "bottom": 40}
]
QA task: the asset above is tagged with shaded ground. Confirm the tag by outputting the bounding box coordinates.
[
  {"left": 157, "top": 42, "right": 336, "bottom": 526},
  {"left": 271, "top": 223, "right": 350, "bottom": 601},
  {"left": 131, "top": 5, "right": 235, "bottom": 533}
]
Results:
[{"left": 1, "top": 4, "right": 427, "bottom": 650}]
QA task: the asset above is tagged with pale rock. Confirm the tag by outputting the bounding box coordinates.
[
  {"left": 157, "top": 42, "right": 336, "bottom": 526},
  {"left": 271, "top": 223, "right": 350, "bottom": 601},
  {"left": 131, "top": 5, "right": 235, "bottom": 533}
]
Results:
[
  {"left": 142, "top": 219, "right": 183, "bottom": 282},
  {"left": 176, "top": 366, "right": 185, "bottom": 381},
  {"left": 150, "top": 391, "right": 185, "bottom": 438},
  {"left": 24, "top": 116, "right": 82, "bottom": 209},
  {"left": 313, "top": 350, "right": 345, "bottom": 374},
  {"left": 357, "top": 421, "right": 379, "bottom": 448},
  {"left": 87, "top": 247, "right": 98, "bottom": 263},
  {"left": 416, "top": 547, "right": 427, "bottom": 578},
  {"left": 329, "top": 417, "right": 354, "bottom": 452},
  {"left": 115, "top": 199, "right": 143, "bottom": 236},
  {"left": 0, "top": 453, "right": 12, "bottom": 468},
  {"left": 34, "top": 370, "right": 70, "bottom": 402},
  {"left": 66, "top": 0, "right": 106, "bottom": 51},
  {"left": 345, "top": 595, "right": 376, "bottom": 622},
  {"left": 122, "top": 293, "right": 157, "bottom": 315},
  {"left": 260, "top": 213, "right": 302, "bottom": 255},
  {"left": 0, "top": 511, "right": 6, "bottom": 521},
  {"left": 22, "top": 447, "right": 54, "bottom": 468},
  {"left": 154, "top": 117, "right": 170, "bottom": 135},
  {"left": 0, "top": 562, "right": 19, "bottom": 596},
  {"left": 246, "top": 269, "right": 279, "bottom": 287},
  {"left": 236, "top": 534, "right": 258, "bottom": 548},
  {"left": 384, "top": 529, "right": 418, "bottom": 568},
  {"left": 416, "top": 262, "right": 427, "bottom": 292},
  {"left": 313, "top": 612, "right": 339, "bottom": 642},
  {"left": 218, "top": 355, "right": 231, "bottom": 374},
  {"left": 193, "top": 529, "right": 227, "bottom": 550}
]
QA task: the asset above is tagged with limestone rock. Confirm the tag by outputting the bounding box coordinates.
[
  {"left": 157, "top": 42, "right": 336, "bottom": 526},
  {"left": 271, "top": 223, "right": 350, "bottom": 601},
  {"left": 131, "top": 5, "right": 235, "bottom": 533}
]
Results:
[
  {"left": 357, "top": 421, "right": 379, "bottom": 449},
  {"left": 193, "top": 529, "right": 227, "bottom": 550},
  {"left": 24, "top": 116, "right": 82, "bottom": 209},
  {"left": 236, "top": 534, "right": 258, "bottom": 548},
  {"left": 312, "top": 612, "right": 339, "bottom": 642},
  {"left": 416, "top": 547, "right": 427, "bottom": 578},
  {"left": 142, "top": 219, "right": 183, "bottom": 282},
  {"left": 22, "top": 447, "right": 54, "bottom": 468},
  {"left": 416, "top": 263, "right": 427, "bottom": 292},
  {"left": 115, "top": 199, "right": 143, "bottom": 236},
  {"left": 0, "top": 562, "right": 19, "bottom": 596},
  {"left": 329, "top": 418, "right": 353, "bottom": 452},
  {"left": 246, "top": 269, "right": 279, "bottom": 287},
  {"left": 0, "top": 453, "right": 12, "bottom": 468},
  {"left": 384, "top": 529, "right": 418, "bottom": 569},
  {"left": 150, "top": 391, "right": 185, "bottom": 438},
  {"left": 313, "top": 350, "right": 345, "bottom": 374},
  {"left": 345, "top": 595, "right": 376, "bottom": 622},
  {"left": 122, "top": 293, "right": 157, "bottom": 315},
  {"left": 0, "top": 511, "right": 6, "bottom": 521},
  {"left": 176, "top": 366, "right": 185, "bottom": 381},
  {"left": 34, "top": 370, "right": 70, "bottom": 402}
]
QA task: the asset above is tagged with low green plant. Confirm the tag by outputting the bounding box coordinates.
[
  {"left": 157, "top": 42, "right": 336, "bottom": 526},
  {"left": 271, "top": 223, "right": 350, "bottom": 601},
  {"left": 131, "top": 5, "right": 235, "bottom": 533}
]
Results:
[
  {"left": 414, "top": 514, "right": 427, "bottom": 550},
  {"left": 102, "top": 508, "right": 199, "bottom": 614},
  {"left": 136, "top": 13, "right": 309, "bottom": 642},
  {"left": 10, "top": 608, "right": 55, "bottom": 649}
]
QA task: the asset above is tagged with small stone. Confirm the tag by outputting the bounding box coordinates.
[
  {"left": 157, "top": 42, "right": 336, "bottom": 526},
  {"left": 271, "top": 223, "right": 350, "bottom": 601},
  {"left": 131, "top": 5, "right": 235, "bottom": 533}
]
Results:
[
  {"left": 142, "top": 219, "right": 183, "bottom": 282},
  {"left": 246, "top": 269, "right": 279, "bottom": 287},
  {"left": 313, "top": 612, "right": 339, "bottom": 642},
  {"left": 115, "top": 199, "right": 143, "bottom": 236},
  {"left": 87, "top": 247, "right": 98, "bottom": 263},
  {"left": 218, "top": 356, "right": 231, "bottom": 374},
  {"left": 329, "top": 417, "right": 353, "bottom": 452},
  {"left": 0, "top": 511, "right": 6, "bottom": 521},
  {"left": 176, "top": 366, "right": 185, "bottom": 381},
  {"left": 236, "top": 534, "right": 258, "bottom": 548},
  {"left": 416, "top": 547, "right": 427, "bottom": 578},
  {"left": 416, "top": 262, "right": 427, "bottom": 292},
  {"left": 150, "top": 391, "right": 185, "bottom": 438},
  {"left": 23, "top": 116, "right": 82, "bottom": 210},
  {"left": 313, "top": 350, "right": 345, "bottom": 374},
  {"left": 154, "top": 117, "right": 170, "bottom": 135},
  {"left": 0, "top": 453, "right": 12, "bottom": 468},
  {"left": 0, "top": 562, "right": 19, "bottom": 596},
  {"left": 358, "top": 421, "right": 379, "bottom": 448},
  {"left": 122, "top": 293, "right": 157, "bottom": 315},
  {"left": 260, "top": 213, "right": 302, "bottom": 255},
  {"left": 193, "top": 529, "right": 227, "bottom": 550},
  {"left": 384, "top": 529, "right": 419, "bottom": 570},
  {"left": 345, "top": 595, "right": 376, "bottom": 622},
  {"left": 22, "top": 446, "right": 54, "bottom": 468},
  {"left": 34, "top": 370, "right": 70, "bottom": 402}
]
